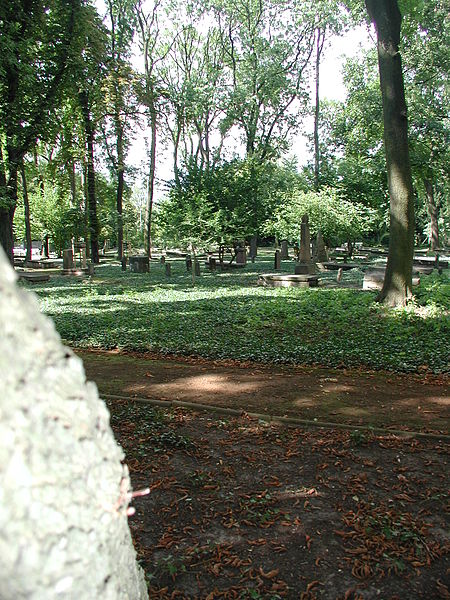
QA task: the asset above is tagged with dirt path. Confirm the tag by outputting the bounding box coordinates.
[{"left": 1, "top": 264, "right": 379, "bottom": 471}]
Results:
[{"left": 76, "top": 349, "right": 449, "bottom": 434}]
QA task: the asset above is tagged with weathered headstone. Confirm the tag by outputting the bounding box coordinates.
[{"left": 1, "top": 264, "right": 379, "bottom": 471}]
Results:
[
  {"left": 236, "top": 247, "right": 247, "bottom": 265},
  {"left": 314, "top": 230, "right": 328, "bottom": 263},
  {"left": 295, "top": 214, "right": 316, "bottom": 275},
  {"left": 280, "top": 240, "right": 289, "bottom": 260},
  {"left": 80, "top": 245, "right": 87, "bottom": 269},
  {"left": 129, "top": 256, "right": 149, "bottom": 273},
  {"left": 0, "top": 247, "right": 148, "bottom": 599},
  {"left": 63, "top": 249, "right": 75, "bottom": 270},
  {"left": 194, "top": 259, "right": 201, "bottom": 277},
  {"left": 274, "top": 250, "right": 281, "bottom": 270},
  {"left": 249, "top": 235, "right": 257, "bottom": 260}
]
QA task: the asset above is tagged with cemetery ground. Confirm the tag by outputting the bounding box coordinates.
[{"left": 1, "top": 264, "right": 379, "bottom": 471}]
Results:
[{"left": 24, "top": 249, "right": 449, "bottom": 598}]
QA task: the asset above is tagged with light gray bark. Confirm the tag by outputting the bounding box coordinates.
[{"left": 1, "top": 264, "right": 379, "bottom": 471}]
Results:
[{"left": 0, "top": 247, "right": 148, "bottom": 600}]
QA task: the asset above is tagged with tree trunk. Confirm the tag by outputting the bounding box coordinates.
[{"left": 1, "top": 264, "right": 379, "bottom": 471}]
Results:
[
  {"left": 424, "top": 178, "right": 440, "bottom": 250},
  {"left": 20, "top": 160, "right": 32, "bottom": 263},
  {"left": 0, "top": 249, "right": 148, "bottom": 599},
  {"left": 366, "top": 0, "right": 415, "bottom": 307},
  {"left": 313, "top": 28, "right": 325, "bottom": 192},
  {"left": 145, "top": 104, "right": 157, "bottom": 259},
  {"left": 0, "top": 156, "right": 19, "bottom": 264},
  {"left": 79, "top": 91, "right": 100, "bottom": 264}
]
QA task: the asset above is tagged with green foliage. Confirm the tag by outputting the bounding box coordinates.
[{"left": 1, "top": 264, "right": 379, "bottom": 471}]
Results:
[
  {"left": 263, "top": 187, "right": 379, "bottom": 246},
  {"left": 156, "top": 158, "right": 301, "bottom": 250},
  {"left": 31, "top": 254, "right": 449, "bottom": 374}
]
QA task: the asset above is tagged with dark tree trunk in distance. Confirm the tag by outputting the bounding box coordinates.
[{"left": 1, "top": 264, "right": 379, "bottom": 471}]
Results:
[
  {"left": 366, "top": 0, "right": 415, "bottom": 307},
  {"left": 20, "top": 160, "right": 32, "bottom": 262},
  {"left": 424, "top": 178, "right": 440, "bottom": 250},
  {"left": 79, "top": 91, "right": 100, "bottom": 264}
]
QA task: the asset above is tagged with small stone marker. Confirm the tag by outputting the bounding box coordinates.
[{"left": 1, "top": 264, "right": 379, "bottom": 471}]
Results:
[
  {"left": 185, "top": 256, "right": 192, "bottom": 272},
  {"left": 280, "top": 240, "right": 289, "bottom": 260},
  {"left": 194, "top": 260, "right": 201, "bottom": 277},
  {"left": 129, "top": 256, "right": 149, "bottom": 273},
  {"left": 236, "top": 247, "right": 247, "bottom": 265},
  {"left": 336, "top": 267, "right": 343, "bottom": 283},
  {"left": 314, "top": 230, "right": 328, "bottom": 263},
  {"left": 274, "top": 250, "right": 281, "bottom": 270},
  {"left": 165, "top": 263, "right": 171, "bottom": 277},
  {"left": 63, "top": 249, "right": 75, "bottom": 270},
  {"left": 250, "top": 236, "right": 257, "bottom": 260}
]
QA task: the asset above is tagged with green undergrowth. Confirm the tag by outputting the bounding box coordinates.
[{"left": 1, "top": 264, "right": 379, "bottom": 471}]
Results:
[{"left": 28, "top": 252, "right": 449, "bottom": 374}]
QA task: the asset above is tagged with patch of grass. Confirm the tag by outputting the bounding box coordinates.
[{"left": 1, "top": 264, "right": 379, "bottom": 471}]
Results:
[{"left": 28, "top": 253, "right": 450, "bottom": 373}]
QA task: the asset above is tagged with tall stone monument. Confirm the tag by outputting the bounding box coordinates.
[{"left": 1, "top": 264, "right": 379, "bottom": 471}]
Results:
[
  {"left": 0, "top": 248, "right": 148, "bottom": 599},
  {"left": 295, "top": 214, "right": 316, "bottom": 274}
]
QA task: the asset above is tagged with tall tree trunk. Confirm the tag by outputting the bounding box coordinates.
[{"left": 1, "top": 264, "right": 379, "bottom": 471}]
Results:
[
  {"left": 366, "top": 0, "right": 415, "bottom": 307},
  {"left": 20, "top": 160, "right": 32, "bottom": 263},
  {"left": 115, "top": 122, "right": 124, "bottom": 260},
  {"left": 79, "top": 91, "right": 99, "bottom": 264},
  {"left": 145, "top": 104, "right": 157, "bottom": 259},
  {"left": 313, "top": 28, "right": 325, "bottom": 192},
  {"left": 424, "top": 178, "right": 439, "bottom": 250},
  {"left": 0, "top": 154, "right": 19, "bottom": 264}
]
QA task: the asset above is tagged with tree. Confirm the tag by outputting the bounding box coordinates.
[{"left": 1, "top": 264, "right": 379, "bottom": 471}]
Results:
[
  {"left": 365, "top": 0, "right": 415, "bottom": 306},
  {"left": 0, "top": 247, "right": 148, "bottom": 598},
  {"left": 263, "top": 187, "right": 378, "bottom": 251},
  {"left": 102, "top": 0, "right": 138, "bottom": 260},
  {"left": 0, "top": 0, "right": 79, "bottom": 262}
]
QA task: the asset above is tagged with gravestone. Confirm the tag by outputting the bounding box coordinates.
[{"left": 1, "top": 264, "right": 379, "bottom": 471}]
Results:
[
  {"left": 185, "top": 256, "right": 192, "bottom": 272},
  {"left": 194, "top": 260, "right": 201, "bottom": 277},
  {"left": 129, "top": 256, "right": 149, "bottom": 273},
  {"left": 0, "top": 247, "right": 148, "bottom": 599},
  {"left": 80, "top": 245, "right": 87, "bottom": 269},
  {"left": 280, "top": 240, "right": 289, "bottom": 260},
  {"left": 249, "top": 236, "right": 257, "bottom": 260},
  {"left": 63, "top": 249, "right": 75, "bottom": 270},
  {"left": 314, "top": 230, "right": 328, "bottom": 263},
  {"left": 295, "top": 214, "right": 316, "bottom": 275},
  {"left": 236, "top": 247, "right": 247, "bottom": 265},
  {"left": 274, "top": 250, "right": 281, "bottom": 270},
  {"left": 208, "top": 257, "right": 217, "bottom": 271}
]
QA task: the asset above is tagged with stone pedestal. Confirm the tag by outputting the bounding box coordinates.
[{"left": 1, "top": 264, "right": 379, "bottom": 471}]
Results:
[
  {"left": 295, "top": 263, "right": 316, "bottom": 275},
  {"left": 129, "top": 256, "right": 149, "bottom": 273}
]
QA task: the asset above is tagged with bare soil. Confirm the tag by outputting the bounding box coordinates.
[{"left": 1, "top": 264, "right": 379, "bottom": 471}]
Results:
[
  {"left": 77, "top": 350, "right": 449, "bottom": 599},
  {"left": 77, "top": 349, "right": 449, "bottom": 433}
]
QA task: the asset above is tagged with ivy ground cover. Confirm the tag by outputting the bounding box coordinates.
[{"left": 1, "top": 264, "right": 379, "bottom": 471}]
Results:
[{"left": 32, "top": 252, "right": 449, "bottom": 373}]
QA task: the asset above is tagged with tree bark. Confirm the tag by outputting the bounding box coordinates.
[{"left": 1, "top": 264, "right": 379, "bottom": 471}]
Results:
[
  {"left": 366, "top": 0, "right": 415, "bottom": 307},
  {"left": 145, "top": 103, "right": 157, "bottom": 259},
  {"left": 79, "top": 91, "right": 100, "bottom": 264},
  {"left": 313, "top": 28, "right": 325, "bottom": 192},
  {"left": 20, "top": 160, "right": 32, "bottom": 263},
  {"left": 424, "top": 178, "right": 440, "bottom": 250}
]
